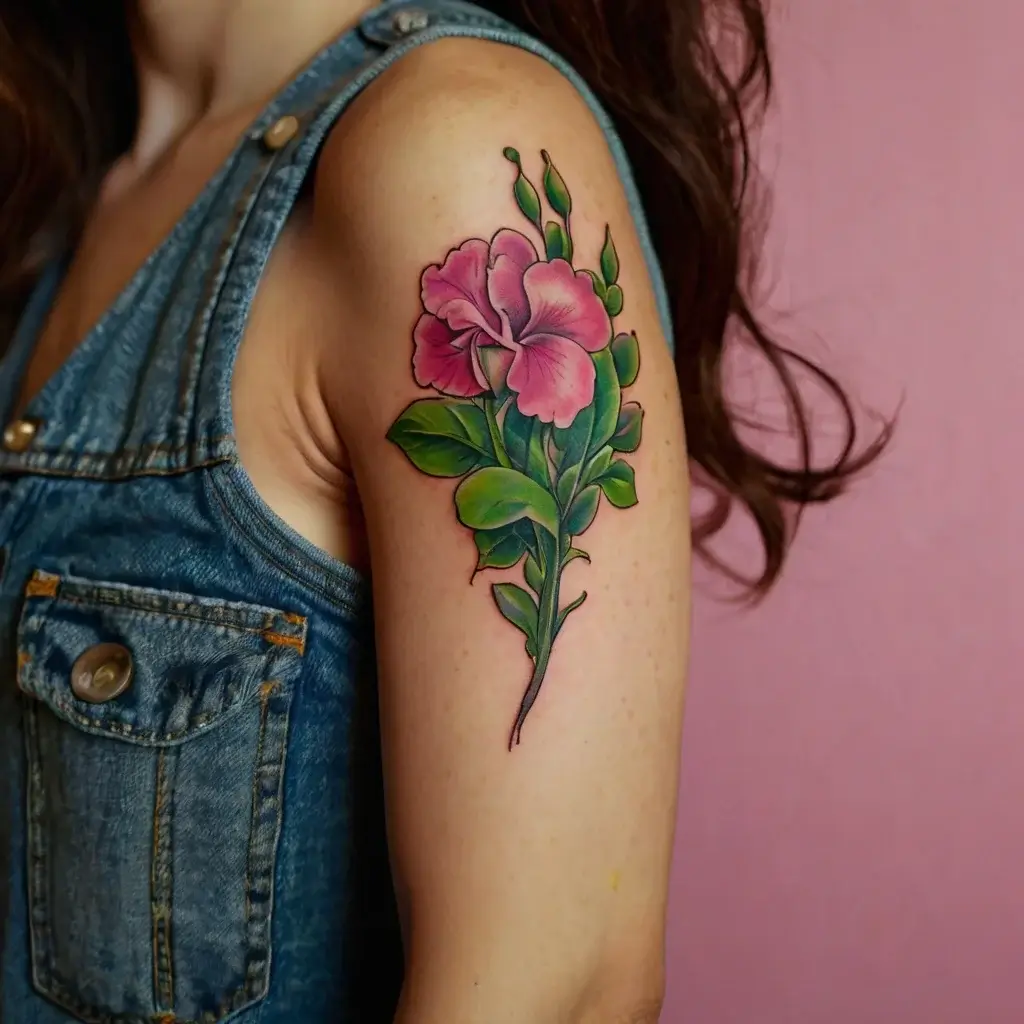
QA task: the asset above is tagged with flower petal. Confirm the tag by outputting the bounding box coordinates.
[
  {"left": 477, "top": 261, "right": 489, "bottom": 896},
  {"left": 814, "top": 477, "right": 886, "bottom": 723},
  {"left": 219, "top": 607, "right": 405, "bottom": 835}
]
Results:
[
  {"left": 412, "top": 314, "right": 487, "bottom": 397},
  {"left": 487, "top": 229, "right": 538, "bottom": 339},
  {"left": 492, "top": 228, "right": 538, "bottom": 270},
  {"left": 421, "top": 239, "right": 502, "bottom": 338},
  {"left": 488, "top": 258, "right": 531, "bottom": 341},
  {"left": 521, "top": 259, "right": 612, "bottom": 352},
  {"left": 506, "top": 333, "right": 597, "bottom": 427}
]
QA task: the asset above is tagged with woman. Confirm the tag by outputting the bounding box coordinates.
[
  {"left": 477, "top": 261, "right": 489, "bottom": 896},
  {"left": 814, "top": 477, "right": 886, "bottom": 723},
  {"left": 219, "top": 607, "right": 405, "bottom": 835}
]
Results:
[{"left": 0, "top": 1, "right": 881, "bottom": 1021}]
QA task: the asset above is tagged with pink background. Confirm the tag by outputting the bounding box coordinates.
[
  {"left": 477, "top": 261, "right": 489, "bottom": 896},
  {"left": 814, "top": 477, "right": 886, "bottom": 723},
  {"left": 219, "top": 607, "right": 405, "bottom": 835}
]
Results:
[{"left": 663, "top": 3, "right": 1024, "bottom": 1022}]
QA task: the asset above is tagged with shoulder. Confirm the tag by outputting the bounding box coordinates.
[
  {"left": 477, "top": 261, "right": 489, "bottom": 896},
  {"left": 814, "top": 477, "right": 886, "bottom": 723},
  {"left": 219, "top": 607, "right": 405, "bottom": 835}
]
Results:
[
  {"left": 312, "top": 36, "right": 627, "bottom": 258},
  {"left": 318, "top": 36, "right": 605, "bottom": 181},
  {"left": 308, "top": 36, "right": 670, "bottom": 416}
]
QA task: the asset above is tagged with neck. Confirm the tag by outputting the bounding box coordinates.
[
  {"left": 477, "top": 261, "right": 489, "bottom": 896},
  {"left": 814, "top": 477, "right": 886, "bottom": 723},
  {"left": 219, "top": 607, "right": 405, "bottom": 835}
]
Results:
[{"left": 128, "top": 0, "right": 374, "bottom": 160}]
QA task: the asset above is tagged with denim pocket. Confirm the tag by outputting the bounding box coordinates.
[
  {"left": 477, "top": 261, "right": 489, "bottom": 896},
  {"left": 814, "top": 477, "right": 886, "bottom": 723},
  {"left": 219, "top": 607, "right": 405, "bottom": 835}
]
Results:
[{"left": 16, "top": 570, "right": 308, "bottom": 1024}]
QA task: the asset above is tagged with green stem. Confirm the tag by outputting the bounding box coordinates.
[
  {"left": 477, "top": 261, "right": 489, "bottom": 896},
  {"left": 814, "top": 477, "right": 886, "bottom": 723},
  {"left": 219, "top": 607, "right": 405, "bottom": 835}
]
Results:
[
  {"left": 541, "top": 423, "right": 555, "bottom": 487},
  {"left": 509, "top": 532, "right": 561, "bottom": 748},
  {"left": 484, "top": 396, "right": 512, "bottom": 469}
]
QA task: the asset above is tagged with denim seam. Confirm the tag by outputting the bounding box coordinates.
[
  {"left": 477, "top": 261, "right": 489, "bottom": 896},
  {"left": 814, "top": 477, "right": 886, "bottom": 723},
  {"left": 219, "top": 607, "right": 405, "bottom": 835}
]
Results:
[
  {"left": 24, "top": 576, "right": 308, "bottom": 646},
  {"left": 151, "top": 748, "right": 177, "bottom": 1013},
  {"left": 29, "top": 568, "right": 302, "bottom": 618},
  {"left": 21, "top": 437, "right": 234, "bottom": 456},
  {"left": 20, "top": 610, "right": 301, "bottom": 655},
  {"left": 38, "top": 593, "right": 306, "bottom": 648},
  {"left": 177, "top": 158, "right": 277, "bottom": 423},
  {"left": 0, "top": 449, "right": 233, "bottom": 481},
  {"left": 240, "top": 682, "right": 289, "bottom": 1008},
  {"left": 23, "top": 702, "right": 55, "bottom": 995}
]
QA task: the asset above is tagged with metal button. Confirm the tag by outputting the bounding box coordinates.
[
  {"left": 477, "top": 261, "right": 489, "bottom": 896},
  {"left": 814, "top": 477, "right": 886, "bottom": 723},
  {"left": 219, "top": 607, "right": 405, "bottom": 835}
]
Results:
[
  {"left": 262, "top": 114, "right": 300, "bottom": 151},
  {"left": 392, "top": 7, "right": 430, "bottom": 35},
  {"left": 3, "top": 419, "right": 38, "bottom": 453},
  {"left": 71, "top": 643, "right": 134, "bottom": 704}
]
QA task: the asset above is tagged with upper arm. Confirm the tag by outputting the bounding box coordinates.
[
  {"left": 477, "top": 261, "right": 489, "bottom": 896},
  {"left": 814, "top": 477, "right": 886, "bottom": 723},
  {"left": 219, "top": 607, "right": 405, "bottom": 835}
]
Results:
[{"left": 314, "top": 39, "right": 690, "bottom": 1021}]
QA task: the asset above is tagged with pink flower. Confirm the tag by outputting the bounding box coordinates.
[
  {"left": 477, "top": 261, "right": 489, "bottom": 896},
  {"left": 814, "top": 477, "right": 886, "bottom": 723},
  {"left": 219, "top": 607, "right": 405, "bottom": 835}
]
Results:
[
  {"left": 412, "top": 239, "right": 496, "bottom": 397},
  {"left": 413, "top": 230, "right": 612, "bottom": 426}
]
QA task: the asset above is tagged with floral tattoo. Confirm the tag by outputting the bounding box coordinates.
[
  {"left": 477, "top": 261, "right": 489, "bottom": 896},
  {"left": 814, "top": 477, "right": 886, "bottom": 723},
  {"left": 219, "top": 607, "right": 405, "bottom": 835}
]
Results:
[{"left": 387, "top": 149, "right": 643, "bottom": 749}]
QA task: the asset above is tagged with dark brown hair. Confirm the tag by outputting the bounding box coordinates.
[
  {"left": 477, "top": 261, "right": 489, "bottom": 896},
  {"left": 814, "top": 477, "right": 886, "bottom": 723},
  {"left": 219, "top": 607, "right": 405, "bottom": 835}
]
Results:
[{"left": 0, "top": 0, "right": 889, "bottom": 593}]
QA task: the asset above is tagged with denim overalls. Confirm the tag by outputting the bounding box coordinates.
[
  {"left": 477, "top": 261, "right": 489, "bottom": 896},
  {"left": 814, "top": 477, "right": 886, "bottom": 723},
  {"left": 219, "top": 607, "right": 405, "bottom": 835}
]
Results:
[{"left": 0, "top": 2, "right": 672, "bottom": 1021}]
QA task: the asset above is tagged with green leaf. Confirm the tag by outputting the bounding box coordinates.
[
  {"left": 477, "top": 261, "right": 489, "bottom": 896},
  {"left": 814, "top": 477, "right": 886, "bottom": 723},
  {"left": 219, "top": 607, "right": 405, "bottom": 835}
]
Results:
[
  {"left": 544, "top": 221, "right": 570, "bottom": 262},
  {"left": 556, "top": 591, "right": 588, "bottom": 636},
  {"left": 504, "top": 147, "right": 543, "bottom": 229},
  {"left": 541, "top": 149, "right": 572, "bottom": 220},
  {"left": 526, "top": 420, "right": 551, "bottom": 488},
  {"left": 548, "top": 429, "right": 565, "bottom": 473},
  {"left": 580, "top": 446, "right": 613, "bottom": 489},
  {"left": 595, "top": 459, "right": 638, "bottom": 508},
  {"left": 474, "top": 527, "right": 528, "bottom": 571},
  {"left": 600, "top": 226, "right": 619, "bottom": 285},
  {"left": 584, "top": 269, "right": 607, "bottom": 302},
  {"left": 524, "top": 553, "right": 544, "bottom": 594},
  {"left": 387, "top": 399, "right": 493, "bottom": 477},
  {"left": 561, "top": 547, "right": 591, "bottom": 569},
  {"left": 556, "top": 462, "right": 581, "bottom": 508},
  {"left": 611, "top": 331, "right": 640, "bottom": 387},
  {"left": 455, "top": 466, "right": 560, "bottom": 537},
  {"left": 564, "top": 485, "right": 600, "bottom": 536},
  {"left": 552, "top": 349, "right": 621, "bottom": 467},
  {"left": 604, "top": 284, "right": 623, "bottom": 318},
  {"left": 533, "top": 522, "right": 556, "bottom": 575},
  {"left": 608, "top": 402, "right": 643, "bottom": 453},
  {"left": 589, "top": 348, "right": 621, "bottom": 457},
  {"left": 481, "top": 395, "right": 512, "bottom": 468},
  {"left": 553, "top": 404, "right": 592, "bottom": 469},
  {"left": 492, "top": 582, "right": 539, "bottom": 657},
  {"left": 502, "top": 401, "right": 532, "bottom": 468},
  {"left": 525, "top": 521, "right": 544, "bottom": 565},
  {"left": 504, "top": 403, "right": 550, "bottom": 487}
]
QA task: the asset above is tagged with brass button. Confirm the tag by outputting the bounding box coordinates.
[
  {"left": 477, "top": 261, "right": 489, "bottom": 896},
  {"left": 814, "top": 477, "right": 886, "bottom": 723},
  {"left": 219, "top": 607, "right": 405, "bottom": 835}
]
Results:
[
  {"left": 392, "top": 7, "right": 429, "bottom": 34},
  {"left": 3, "top": 419, "right": 38, "bottom": 453},
  {"left": 262, "top": 115, "right": 299, "bottom": 151},
  {"left": 71, "top": 643, "right": 134, "bottom": 704}
]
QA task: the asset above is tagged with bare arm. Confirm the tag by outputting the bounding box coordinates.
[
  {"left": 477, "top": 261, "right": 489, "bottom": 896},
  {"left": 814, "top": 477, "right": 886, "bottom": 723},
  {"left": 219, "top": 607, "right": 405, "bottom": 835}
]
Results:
[{"left": 314, "top": 40, "right": 690, "bottom": 1023}]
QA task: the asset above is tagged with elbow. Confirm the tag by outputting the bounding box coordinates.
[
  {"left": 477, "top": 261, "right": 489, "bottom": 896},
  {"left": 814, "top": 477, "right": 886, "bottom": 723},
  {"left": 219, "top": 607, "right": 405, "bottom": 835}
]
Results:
[
  {"left": 571, "top": 952, "right": 666, "bottom": 1024},
  {"left": 397, "top": 947, "right": 665, "bottom": 1024},
  {"left": 575, "top": 997, "right": 665, "bottom": 1024}
]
